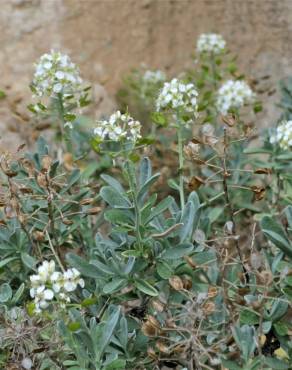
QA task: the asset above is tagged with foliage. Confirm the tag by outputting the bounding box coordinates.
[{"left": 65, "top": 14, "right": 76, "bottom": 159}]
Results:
[{"left": 0, "top": 34, "right": 291, "bottom": 370}]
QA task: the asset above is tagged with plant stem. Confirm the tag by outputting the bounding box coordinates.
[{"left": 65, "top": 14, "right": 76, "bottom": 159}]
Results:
[
  {"left": 125, "top": 161, "right": 143, "bottom": 251},
  {"left": 177, "top": 114, "right": 185, "bottom": 210},
  {"left": 46, "top": 230, "right": 65, "bottom": 272},
  {"left": 57, "top": 93, "right": 73, "bottom": 153},
  {"left": 221, "top": 128, "right": 248, "bottom": 283}
]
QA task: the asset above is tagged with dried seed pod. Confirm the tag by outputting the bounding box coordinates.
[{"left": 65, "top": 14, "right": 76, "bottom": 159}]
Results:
[
  {"left": 151, "top": 299, "right": 164, "bottom": 313},
  {"left": 63, "top": 152, "right": 74, "bottom": 171},
  {"left": 156, "top": 340, "right": 169, "bottom": 354},
  {"left": 221, "top": 113, "right": 236, "bottom": 127},
  {"left": 184, "top": 256, "right": 196, "bottom": 268},
  {"left": 33, "top": 230, "right": 45, "bottom": 242},
  {"left": 85, "top": 207, "right": 102, "bottom": 215},
  {"left": 0, "top": 196, "right": 7, "bottom": 207},
  {"left": 0, "top": 157, "right": 17, "bottom": 177},
  {"left": 182, "top": 276, "right": 192, "bottom": 290},
  {"left": 251, "top": 185, "right": 266, "bottom": 201},
  {"left": 165, "top": 318, "right": 176, "bottom": 328},
  {"left": 183, "top": 141, "right": 200, "bottom": 160},
  {"left": 18, "top": 185, "right": 33, "bottom": 194},
  {"left": 188, "top": 176, "right": 205, "bottom": 191},
  {"left": 141, "top": 315, "right": 160, "bottom": 337},
  {"left": 0, "top": 219, "right": 7, "bottom": 226},
  {"left": 80, "top": 198, "right": 94, "bottom": 205},
  {"left": 203, "top": 301, "right": 216, "bottom": 315},
  {"left": 147, "top": 347, "right": 157, "bottom": 360},
  {"left": 173, "top": 344, "right": 185, "bottom": 354},
  {"left": 18, "top": 213, "right": 28, "bottom": 225},
  {"left": 251, "top": 300, "right": 262, "bottom": 310},
  {"left": 258, "top": 270, "right": 273, "bottom": 285},
  {"left": 169, "top": 275, "right": 184, "bottom": 291},
  {"left": 36, "top": 172, "right": 48, "bottom": 188},
  {"left": 41, "top": 155, "right": 52, "bottom": 172},
  {"left": 20, "top": 159, "right": 35, "bottom": 177},
  {"left": 208, "top": 286, "right": 218, "bottom": 298},
  {"left": 254, "top": 168, "right": 272, "bottom": 175},
  {"left": 62, "top": 218, "right": 74, "bottom": 225}
]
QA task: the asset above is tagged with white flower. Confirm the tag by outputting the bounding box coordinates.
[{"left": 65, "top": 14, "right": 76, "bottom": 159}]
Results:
[
  {"left": 216, "top": 80, "right": 255, "bottom": 114},
  {"left": 37, "top": 260, "right": 55, "bottom": 282},
  {"left": 93, "top": 111, "right": 142, "bottom": 144},
  {"left": 197, "top": 33, "right": 226, "bottom": 54},
  {"left": 270, "top": 120, "right": 292, "bottom": 150},
  {"left": 63, "top": 268, "right": 85, "bottom": 292},
  {"left": 32, "top": 50, "right": 82, "bottom": 98},
  {"left": 156, "top": 78, "right": 198, "bottom": 115},
  {"left": 34, "top": 285, "right": 54, "bottom": 310},
  {"left": 50, "top": 271, "right": 63, "bottom": 293},
  {"left": 29, "top": 261, "right": 84, "bottom": 312},
  {"left": 143, "top": 70, "right": 166, "bottom": 84}
]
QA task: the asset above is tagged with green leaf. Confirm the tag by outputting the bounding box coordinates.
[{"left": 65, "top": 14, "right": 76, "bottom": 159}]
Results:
[
  {"left": 11, "top": 283, "right": 25, "bottom": 304},
  {"left": 101, "top": 174, "right": 125, "bottom": 193},
  {"left": 0, "top": 257, "right": 18, "bottom": 269},
  {"left": 179, "top": 201, "right": 195, "bottom": 242},
  {"left": 135, "top": 279, "right": 158, "bottom": 296},
  {"left": 0, "top": 283, "right": 12, "bottom": 302},
  {"left": 156, "top": 261, "right": 173, "bottom": 279},
  {"left": 139, "top": 157, "right": 152, "bottom": 188},
  {"left": 144, "top": 196, "right": 173, "bottom": 224},
  {"left": 68, "top": 321, "right": 81, "bottom": 331},
  {"left": 99, "top": 306, "right": 121, "bottom": 356},
  {"left": 151, "top": 111, "right": 168, "bottom": 127},
  {"left": 61, "top": 169, "right": 80, "bottom": 194},
  {"left": 21, "top": 252, "right": 36, "bottom": 269},
  {"left": 220, "top": 359, "right": 242, "bottom": 370},
  {"left": 240, "top": 309, "right": 260, "bottom": 325},
  {"left": 66, "top": 253, "right": 106, "bottom": 278},
  {"left": 261, "top": 216, "right": 292, "bottom": 258},
  {"left": 162, "top": 243, "right": 194, "bottom": 259},
  {"left": 100, "top": 186, "right": 132, "bottom": 209},
  {"left": 137, "top": 173, "right": 160, "bottom": 204},
  {"left": 264, "top": 356, "right": 290, "bottom": 369},
  {"left": 103, "top": 278, "right": 126, "bottom": 294}
]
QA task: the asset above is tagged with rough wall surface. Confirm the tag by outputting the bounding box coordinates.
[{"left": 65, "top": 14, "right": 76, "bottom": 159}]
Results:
[{"left": 0, "top": 0, "right": 292, "bottom": 149}]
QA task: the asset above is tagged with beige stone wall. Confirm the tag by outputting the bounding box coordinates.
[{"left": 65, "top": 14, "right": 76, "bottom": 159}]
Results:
[{"left": 1, "top": 0, "right": 292, "bottom": 149}]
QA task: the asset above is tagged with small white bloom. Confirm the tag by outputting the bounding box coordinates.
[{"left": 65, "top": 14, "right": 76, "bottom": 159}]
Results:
[
  {"left": 63, "top": 268, "right": 84, "bottom": 292},
  {"left": 143, "top": 69, "right": 166, "bottom": 84},
  {"left": 216, "top": 80, "right": 255, "bottom": 114},
  {"left": 32, "top": 50, "right": 83, "bottom": 98},
  {"left": 197, "top": 33, "right": 226, "bottom": 54},
  {"left": 156, "top": 78, "right": 198, "bottom": 116},
  {"left": 270, "top": 120, "right": 292, "bottom": 150},
  {"left": 93, "top": 111, "right": 142, "bottom": 144},
  {"left": 37, "top": 260, "right": 55, "bottom": 282}
]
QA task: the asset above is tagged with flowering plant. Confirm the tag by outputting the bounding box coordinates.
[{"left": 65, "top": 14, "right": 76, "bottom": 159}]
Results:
[{"left": 0, "top": 33, "right": 291, "bottom": 370}]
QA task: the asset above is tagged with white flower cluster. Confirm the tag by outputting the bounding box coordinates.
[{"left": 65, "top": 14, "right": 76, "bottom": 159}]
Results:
[
  {"left": 32, "top": 50, "right": 82, "bottom": 98},
  {"left": 143, "top": 70, "right": 166, "bottom": 84},
  {"left": 270, "top": 120, "right": 292, "bottom": 150},
  {"left": 30, "top": 260, "right": 84, "bottom": 313},
  {"left": 216, "top": 80, "right": 255, "bottom": 115},
  {"left": 93, "top": 110, "right": 142, "bottom": 143},
  {"left": 197, "top": 33, "right": 226, "bottom": 54},
  {"left": 156, "top": 78, "right": 198, "bottom": 114}
]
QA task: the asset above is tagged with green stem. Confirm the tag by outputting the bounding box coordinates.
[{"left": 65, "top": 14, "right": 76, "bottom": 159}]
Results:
[
  {"left": 125, "top": 161, "right": 143, "bottom": 251},
  {"left": 57, "top": 93, "right": 73, "bottom": 153},
  {"left": 177, "top": 116, "right": 185, "bottom": 210},
  {"left": 210, "top": 53, "right": 217, "bottom": 89}
]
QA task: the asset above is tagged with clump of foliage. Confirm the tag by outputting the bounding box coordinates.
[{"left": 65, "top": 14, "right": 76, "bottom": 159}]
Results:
[{"left": 0, "top": 35, "right": 291, "bottom": 370}]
